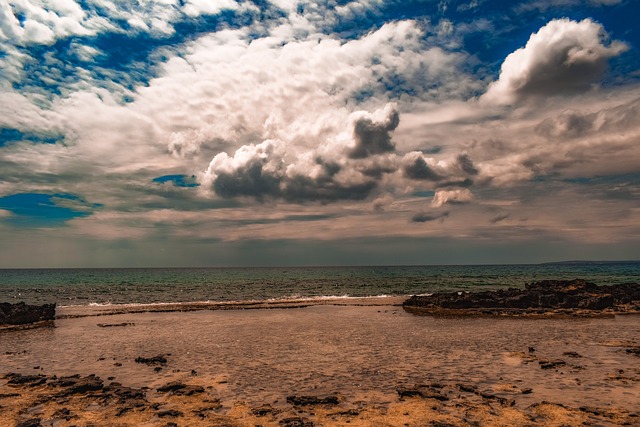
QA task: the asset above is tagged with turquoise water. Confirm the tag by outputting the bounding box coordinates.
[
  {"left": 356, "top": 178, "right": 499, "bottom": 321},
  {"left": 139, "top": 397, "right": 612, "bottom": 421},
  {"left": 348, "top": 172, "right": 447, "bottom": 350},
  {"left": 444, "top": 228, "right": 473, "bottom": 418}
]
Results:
[{"left": 0, "top": 263, "right": 638, "bottom": 306}]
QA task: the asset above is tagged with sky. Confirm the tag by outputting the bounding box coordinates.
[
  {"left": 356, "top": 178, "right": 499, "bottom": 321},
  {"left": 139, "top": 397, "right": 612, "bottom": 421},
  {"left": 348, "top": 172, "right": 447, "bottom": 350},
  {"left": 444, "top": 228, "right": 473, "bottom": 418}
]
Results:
[{"left": 0, "top": 0, "right": 639, "bottom": 267}]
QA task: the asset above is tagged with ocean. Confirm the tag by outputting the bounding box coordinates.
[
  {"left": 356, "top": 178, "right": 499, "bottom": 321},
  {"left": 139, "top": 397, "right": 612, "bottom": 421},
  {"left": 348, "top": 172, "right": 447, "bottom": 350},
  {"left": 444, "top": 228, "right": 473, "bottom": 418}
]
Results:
[{"left": 1, "top": 262, "right": 638, "bottom": 307}]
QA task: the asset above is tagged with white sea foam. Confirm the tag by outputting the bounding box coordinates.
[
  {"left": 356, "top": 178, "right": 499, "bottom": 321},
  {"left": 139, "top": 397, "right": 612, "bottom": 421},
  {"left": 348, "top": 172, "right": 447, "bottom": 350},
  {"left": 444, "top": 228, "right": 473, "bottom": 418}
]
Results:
[{"left": 56, "top": 294, "right": 405, "bottom": 318}]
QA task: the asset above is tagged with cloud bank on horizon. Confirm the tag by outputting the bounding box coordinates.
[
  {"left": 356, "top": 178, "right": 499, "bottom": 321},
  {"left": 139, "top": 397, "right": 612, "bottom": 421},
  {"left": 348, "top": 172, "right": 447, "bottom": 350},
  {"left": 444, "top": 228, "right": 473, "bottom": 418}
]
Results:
[{"left": 0, "top": 0, "right": 639, "bottom": 266}]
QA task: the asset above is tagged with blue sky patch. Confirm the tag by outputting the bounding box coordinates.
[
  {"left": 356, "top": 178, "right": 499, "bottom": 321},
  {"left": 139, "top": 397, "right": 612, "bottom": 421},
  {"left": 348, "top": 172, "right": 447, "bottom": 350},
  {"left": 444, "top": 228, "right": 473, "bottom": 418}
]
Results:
[
  {"left": 0, "top": 193, "right": 101, "bottom": 227},
  {"left": 412, "top": 190, "right": 436, "bottom": 198},
  {"left": 11, "top": 3, "right": 284, "bottom": 101},
  {"left": 153, "top": 174, "right": 200, "bottom": 188},
  {"left": 0, "top": 128, "right": 63, "bottom": 147}
]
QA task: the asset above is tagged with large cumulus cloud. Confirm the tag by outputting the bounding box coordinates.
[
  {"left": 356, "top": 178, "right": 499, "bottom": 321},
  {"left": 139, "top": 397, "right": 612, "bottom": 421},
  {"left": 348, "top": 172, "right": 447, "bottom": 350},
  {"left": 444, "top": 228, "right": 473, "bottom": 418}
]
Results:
[
  {"left": 401, "top": 151, "right": 478, "bottom": 187},
  {"left": 482, "top": 18, "right": 627, "bottom": 104},
  {"left": 133, "top": 20, "right": 475, "bottom": 159},
  {"left": 202, "top": 104, "right": 400, "bottom": 202}
]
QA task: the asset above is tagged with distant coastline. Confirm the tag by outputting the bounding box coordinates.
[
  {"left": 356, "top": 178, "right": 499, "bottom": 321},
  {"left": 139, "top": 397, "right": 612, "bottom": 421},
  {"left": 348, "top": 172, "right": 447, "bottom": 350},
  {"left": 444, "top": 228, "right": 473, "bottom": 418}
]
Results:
[{"left": 539, "top": 260, "right": 639, "bottom": 265}]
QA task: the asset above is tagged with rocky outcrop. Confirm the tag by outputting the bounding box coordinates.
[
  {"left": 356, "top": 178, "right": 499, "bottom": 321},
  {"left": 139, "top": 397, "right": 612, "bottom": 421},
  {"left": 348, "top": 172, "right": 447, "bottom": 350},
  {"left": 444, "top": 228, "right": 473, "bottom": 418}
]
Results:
[
  {"left": 134, "top": 355, "right": 167, "bottom": 366},
  {"left": 286, "top": 395, "right": 339, "bottom": 406},
  {"left": 403, "top": 279, "right": 640, "bottom": 316},
  {"left": 0, "top": 302, "right": 56, "bottom": 326}
]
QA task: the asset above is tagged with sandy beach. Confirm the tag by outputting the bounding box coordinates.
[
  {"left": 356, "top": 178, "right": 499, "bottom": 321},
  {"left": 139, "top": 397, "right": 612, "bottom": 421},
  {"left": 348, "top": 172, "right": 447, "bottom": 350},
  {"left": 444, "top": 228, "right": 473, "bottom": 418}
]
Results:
[{"left": 1, "top": 297, "right": 640, "bottom": 426}]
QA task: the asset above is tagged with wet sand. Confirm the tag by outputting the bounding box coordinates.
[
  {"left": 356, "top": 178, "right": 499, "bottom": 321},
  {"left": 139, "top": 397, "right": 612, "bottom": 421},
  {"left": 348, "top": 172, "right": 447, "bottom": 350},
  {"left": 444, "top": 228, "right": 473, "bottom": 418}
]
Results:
[{"left": 1, "top": 298, "right": 640, "bottom": 426}]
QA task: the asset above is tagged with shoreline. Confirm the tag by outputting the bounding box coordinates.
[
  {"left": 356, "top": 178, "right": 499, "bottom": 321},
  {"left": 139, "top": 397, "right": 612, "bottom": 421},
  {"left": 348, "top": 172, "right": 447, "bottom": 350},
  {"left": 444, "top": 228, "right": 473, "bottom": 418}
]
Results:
[{"left": 53, "top": 295, "right": 408, "bottom": 319}]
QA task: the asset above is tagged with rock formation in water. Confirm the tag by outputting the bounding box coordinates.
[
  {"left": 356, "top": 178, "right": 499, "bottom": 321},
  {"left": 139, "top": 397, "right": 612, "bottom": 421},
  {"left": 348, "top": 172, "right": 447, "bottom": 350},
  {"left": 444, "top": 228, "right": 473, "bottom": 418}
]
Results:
[
  {"left": 403, "top": 279, "right": 640, "bottom": 316},
  {"left": 0, "top": 302, "right": 56, "bottom": 326}
]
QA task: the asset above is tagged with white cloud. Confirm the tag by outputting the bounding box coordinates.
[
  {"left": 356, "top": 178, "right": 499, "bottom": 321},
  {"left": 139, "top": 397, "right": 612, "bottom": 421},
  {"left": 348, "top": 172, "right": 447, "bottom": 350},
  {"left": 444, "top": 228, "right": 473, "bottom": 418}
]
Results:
[
  {"left": 482, "top": 18, "right": 627, "bottom": 105},
  {"left": 130, "top": 19, "right": 473, "bottom": 162},
  {"left": 183, "top": 0, "right": 239, "bottom": 17},
  {"left": 201, "top": 103, "right": 401, "bottom": 202},
  {"left": 431, "top": 188, "right": 473, "bottom": 207}
]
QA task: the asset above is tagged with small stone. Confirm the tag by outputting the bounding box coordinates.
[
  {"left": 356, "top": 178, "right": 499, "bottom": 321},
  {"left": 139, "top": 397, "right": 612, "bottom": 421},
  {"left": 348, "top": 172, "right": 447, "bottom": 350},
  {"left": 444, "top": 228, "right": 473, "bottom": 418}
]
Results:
[
  {"left": 286, "top": 395, "right": 339, "bottom": 406},
  {"left": 157, "top": 409, "right": 183, "bottom": 418},
  {"left": 16, "top": 418, "right": 41, "bottom": 427},
  {"left": 135, "top": 355, "right": 167, "bottom": 366}
]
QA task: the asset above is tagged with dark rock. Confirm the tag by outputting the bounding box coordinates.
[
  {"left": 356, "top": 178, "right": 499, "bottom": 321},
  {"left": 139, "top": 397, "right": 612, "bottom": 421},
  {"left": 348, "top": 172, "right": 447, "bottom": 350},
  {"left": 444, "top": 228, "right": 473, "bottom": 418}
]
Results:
[
  {"left": 5, "top": 373, "right": 47, "bottom": 387},
  {"left": 157, "top": 409, "right": 183, "bottom": 418},
  {"left": 521, "top": 388, "right": 533, "bottom": 394},
  {"left": 456, "top": 384, "right": 477, "bottom": 393},
  {"left": 626, "top": 347, "right": 640, "bottom": 356},
  {"left": 15, "top": 418, "right": 41, "bottom": 427},
  {"left": 397, "top": 388, "right": 423, "bottom": 398},
  {"left": 334, "top": 409, "right": 360, "bottom": 416},
  {"left": 135, "top": 355, "right": 167, "bottom": 366},
  {"left": 252, "top": 404, "right": 279, "bottom": 416},
  {"left": 279, "top": 417, "right": 314, "bottom": 427},
  {"left": 286, "top": 395, "right": 339, "bottom": 406},
  {"left": 397, "top": 386, "right": 449, "bottom": 401},
  {"left": 103, "top": 382, "right": 146, "bottom": 403},
  {"left": 478, "top": 391, "right": 515, "bottom": 406},
  {"left": 157, "top": 382, "right": 187, "bottom": 393},
  {"left": 47, "top": 374, "right": 81, "bottom": 387},
  {"left": 49, "top": 374, "right": 103, "bottom": 394},
  {"left": 116, "top": 407, "right": 133, "bottom": 417},
  {"left": 563, "top": 352, "right": 582, "bottom": 358},
  {"left": 157, "top": 381, "right": 204, "bottom": 396},
  {"left": 579, "top": 406, "right": 616, "bottom": 418},
  {"left": 0, "top": 392, "right": 20, "bottom": 398},
  {"left": 539, "top": 360, "right": 566, "bottom": 370},
  {"left": 52, "top": 408, "right": 77, "bottom": 421},
  {"left": 403, "top": 279, "right": 640, "bottom": 316},
  {"left": 97, "top": 322, "right": 134, "bottom": 327},
  {"left": 0, "top": 302, "right": 55, "bottom": 326}
]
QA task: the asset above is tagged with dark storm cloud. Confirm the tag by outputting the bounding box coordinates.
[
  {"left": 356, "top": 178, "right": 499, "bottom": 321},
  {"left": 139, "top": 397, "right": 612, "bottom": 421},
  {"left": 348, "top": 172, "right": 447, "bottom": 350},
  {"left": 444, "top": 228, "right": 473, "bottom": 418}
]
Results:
[
  {"left": 401, "top": 152, "right": 479, "bottom": 187},
  {"left": 213, "top": 160, "right": 282, "bottom": 200},
  {"left": 402, "top": 152, "right": 443, "bottom": 181},
  {"left": 456, "top": 153, "right": 479, "bottom": 175},
  {"left": 204, "top": 104, "right": 402, "bottom": 203},
  {"left": 210, "top": 151, "right": 380, "bottom": 203},
  {"left": 490, "top": 214, "right": 510, "bottom": 224},
  {"left": 348, "top": 104, "right": 400, "bottom": 159},
  {"left": 411, "top": 211, "right": 450, "bottom": 223}
]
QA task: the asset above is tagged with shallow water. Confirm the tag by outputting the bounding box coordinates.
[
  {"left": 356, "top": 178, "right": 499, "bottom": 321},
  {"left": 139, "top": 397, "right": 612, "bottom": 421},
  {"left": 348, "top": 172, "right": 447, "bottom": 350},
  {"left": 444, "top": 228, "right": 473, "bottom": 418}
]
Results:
[{"left": 1, "top": 302, "right": 639, "bottom": 412}]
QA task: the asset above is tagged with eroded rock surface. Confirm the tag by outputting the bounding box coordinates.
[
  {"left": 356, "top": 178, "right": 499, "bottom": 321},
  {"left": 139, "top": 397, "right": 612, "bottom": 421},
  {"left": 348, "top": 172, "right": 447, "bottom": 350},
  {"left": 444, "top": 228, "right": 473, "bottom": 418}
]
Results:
[
  {"left": 0, "top": 302, "right": 55, "bottom": 326},
  {"left": 404, "top": 279, "right": 640, "bottom": 316}
]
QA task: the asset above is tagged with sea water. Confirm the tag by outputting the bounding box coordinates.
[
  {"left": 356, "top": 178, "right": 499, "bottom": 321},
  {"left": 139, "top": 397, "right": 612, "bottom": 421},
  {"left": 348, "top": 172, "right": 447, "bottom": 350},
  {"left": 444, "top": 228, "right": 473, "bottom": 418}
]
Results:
[{"left": 1, "top": 262, "right": 638, "bottom": 306}]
